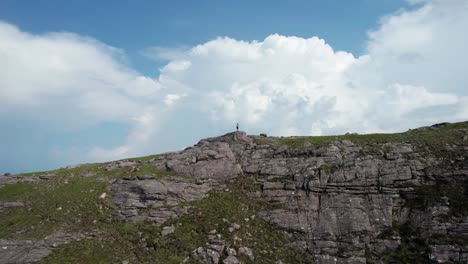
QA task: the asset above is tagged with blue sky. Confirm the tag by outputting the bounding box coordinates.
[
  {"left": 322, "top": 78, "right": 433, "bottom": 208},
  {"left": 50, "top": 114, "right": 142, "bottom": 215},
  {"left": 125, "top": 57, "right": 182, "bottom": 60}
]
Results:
[
  {"left": 1, "top": 0, "right": 409, "bottom": 75},
  {"left": 1, "top": 0, "right": 467, "bottom": 173}
]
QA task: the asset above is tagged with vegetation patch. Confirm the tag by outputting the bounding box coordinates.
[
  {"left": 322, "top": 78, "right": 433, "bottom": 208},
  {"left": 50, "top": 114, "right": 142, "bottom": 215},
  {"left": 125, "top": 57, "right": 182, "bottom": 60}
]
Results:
[
  {"left": 382, "top": 237, "right": 431, "bottom": 264},
  {"left": 0, "top": 176, "right": 109, "bottom": 240},
  {"left": 41, "top": 175, "right": 310, "bottom": 263},
  {"left": 276, "top": 121, "right": 468, "bottom": 158},
  {"left": 377, "top": 222, "right": 401, "bottom": 240},
  {"left": 408, "top": 180, "right": 468, "bottom": 217},
  {"left": 252, "top": 137, "right": 272, "bottom": 146},
  {"left": 376, "top": 223, "right": 431, "bottom": 263},
  {"left": 319, "top": 164, "right": 333, "bottom": 175},
  {"left": 0, "top": 155, "right": 183, "bottom": 240}
]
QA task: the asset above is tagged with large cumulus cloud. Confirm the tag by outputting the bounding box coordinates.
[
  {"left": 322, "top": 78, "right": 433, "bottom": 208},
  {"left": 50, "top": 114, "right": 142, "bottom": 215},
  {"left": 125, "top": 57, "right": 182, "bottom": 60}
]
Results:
[
  {"left": 0, "top": 22, "right": 178, "bottom": 166},
  {"left": 154, "top": 0, "right": 467, "bottom": 135}
]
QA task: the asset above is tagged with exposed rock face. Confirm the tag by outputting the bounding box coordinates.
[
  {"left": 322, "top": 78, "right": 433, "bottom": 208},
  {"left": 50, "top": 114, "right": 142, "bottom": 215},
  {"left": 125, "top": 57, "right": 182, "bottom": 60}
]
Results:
[
  {"left": 0, "top": 201, "right": 24, "bottom": 213},
  {"left": 0, "top": 174, "right": 56, "bottom": 185},
  {"left": 238, "top": 246, "right": 254, "bottom": 261},
  {"left": 108, "top": 128, "right": 468, "bottom": 263},
  {"left": 222, "top": 255, "right": 240, "bottom": 264},
  {"left": 193, "top": 239, "right": 226, "bottom": 264},
  {"left": 102, "top": 159, "right": 138, "bottom": 171},
  {"left": 239, "top": 137, "right": 468, "bottom": 263},
  {"left": 152, "top": 134, "right": 245, "bottom": 181},
  {"left": 0, "top": 232, "right": 88, "bottom": 264},
  {"left": 111, "top": 176, "right": 211, "bottom": 224},
  {"left": 109, "top": 133, "right": 249, "bottom": 224}
]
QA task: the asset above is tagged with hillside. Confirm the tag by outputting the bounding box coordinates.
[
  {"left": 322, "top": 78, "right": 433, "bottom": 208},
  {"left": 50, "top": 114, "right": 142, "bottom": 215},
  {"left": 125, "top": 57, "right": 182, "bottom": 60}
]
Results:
[{"left": 1, "top": 121, "right": 467, "bottom": 264}]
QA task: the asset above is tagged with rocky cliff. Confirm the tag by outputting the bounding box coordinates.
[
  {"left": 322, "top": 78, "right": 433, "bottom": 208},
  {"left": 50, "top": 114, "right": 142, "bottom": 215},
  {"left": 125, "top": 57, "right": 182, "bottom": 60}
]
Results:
[{"left": 1, "top": 122, "right": 467, "bottom": 263}]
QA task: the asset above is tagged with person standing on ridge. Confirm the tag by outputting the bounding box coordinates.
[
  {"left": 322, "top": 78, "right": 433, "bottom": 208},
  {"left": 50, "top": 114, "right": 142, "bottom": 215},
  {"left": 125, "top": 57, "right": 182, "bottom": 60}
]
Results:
[{"left": 236, "top": 122, "right": 239, "bottom": 132}]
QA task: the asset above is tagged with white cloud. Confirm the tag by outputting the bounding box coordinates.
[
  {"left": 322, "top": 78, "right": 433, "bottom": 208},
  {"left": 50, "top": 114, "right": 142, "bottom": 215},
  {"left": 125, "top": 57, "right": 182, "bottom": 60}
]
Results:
[
  {"left": 164, "top": 94, "right": 184, "bottom": 108},
  {"left": 1, "top": 0, "right": 468, "bottom": 171},
  {"left": 0, "top": 21, "right": 178, "bottom": 163},
  {"left": 455, "top": 96, "right": 468, "bottom": 119},
  {"left": 154, "top": 4, "right": 467, "bottom": 136},
  {"left": 0, "top": 22, "right": 165, "bottom": 119},
  {"left": 365, "top": 0, "right": 468, "bottom": 94},
  {"left": 88, "top": 111, "right": 158, "bottom": 161},
  {"left": 389, "top": 84, "right": 458, "bottom": 114},
  {"left": 161, "top": 60, "right": 191, "bottom": 72}
]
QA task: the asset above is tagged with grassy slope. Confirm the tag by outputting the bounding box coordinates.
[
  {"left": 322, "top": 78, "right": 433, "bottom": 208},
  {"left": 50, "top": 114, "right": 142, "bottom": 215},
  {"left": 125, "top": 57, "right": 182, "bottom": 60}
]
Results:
[
  {"left": 0, "top": 159, "right": 179, "bottom": 241},
  {"left": 41, "top": 175, "right": 310, "bottom": 263},
  {"left": 276, "top": 121, "right": 467, "bottom": 149},
  {"left": 1, "top": 162, "right": 310, "bottom": 263}
]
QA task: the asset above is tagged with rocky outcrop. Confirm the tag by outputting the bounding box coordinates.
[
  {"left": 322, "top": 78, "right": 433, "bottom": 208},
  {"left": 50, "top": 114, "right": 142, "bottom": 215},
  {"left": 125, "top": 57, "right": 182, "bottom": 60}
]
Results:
[
  {"left": 0, "top": 231, "right": 89, "bottom": 264},
  {"left": 0, "top": 201, "right": 24, "bottom": 213},
  {"left": 240, "top": 139, "right": 467, "bottom": 263},
  {"left": 429, "top": 245, "right": 468, "bottom": 263},
  {"left": 102, "top": 160, "right": 138, "bottom": 171},
  {"left": 111, "top": 176, "right": 212, "bottom": 224},
  {"left": 4, "top": 126, "right": 462, "bottom": 263},
  {"left": 109, "top": 133, "right": 249, "bottom": 224},
  {"left": 109, "top": 127, "right": 467, "bottom": 263},
  {"left": 152, "top": 134, "right": 245, "bottom": 181},
  {"left": 192, "top": 238, "right": 250, "bottom": 264},
  {"left": 193, "top": 239, "right": 226, "bottom": 264},
  {"left": 0, "top": 174, "right": 56, "bottom": 185}
]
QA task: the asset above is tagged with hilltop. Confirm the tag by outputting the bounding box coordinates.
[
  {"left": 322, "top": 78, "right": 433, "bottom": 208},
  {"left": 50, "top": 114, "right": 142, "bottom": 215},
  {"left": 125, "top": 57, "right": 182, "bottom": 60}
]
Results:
[{"left": 1, "top": 121, "right": 467, "bottom": 263}]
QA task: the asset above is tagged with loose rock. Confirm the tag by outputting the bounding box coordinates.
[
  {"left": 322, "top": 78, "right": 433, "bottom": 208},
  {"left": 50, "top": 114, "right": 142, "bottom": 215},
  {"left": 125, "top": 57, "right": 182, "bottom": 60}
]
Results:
[{"left": 222, "top": 255, "right": 240, "bottom": 264}]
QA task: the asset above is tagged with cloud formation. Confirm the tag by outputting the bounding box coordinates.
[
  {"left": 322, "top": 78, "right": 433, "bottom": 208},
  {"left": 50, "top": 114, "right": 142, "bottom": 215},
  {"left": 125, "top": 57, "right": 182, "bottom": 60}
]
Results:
[
  {"left": 0, "top": 22, "right": 173, "bottom": 164},
  {"left": 0, "top": 0, "right": 467, "bottom": 172},
  {"left": 154, "top": 0, "right": 468, "bottom": 135}
]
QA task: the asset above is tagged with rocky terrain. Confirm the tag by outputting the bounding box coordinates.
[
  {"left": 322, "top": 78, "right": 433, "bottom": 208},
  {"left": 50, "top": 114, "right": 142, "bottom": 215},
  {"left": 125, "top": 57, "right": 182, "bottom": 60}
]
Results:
[{"left": 0, "top": 121, "right": 467, "bottom": 263}]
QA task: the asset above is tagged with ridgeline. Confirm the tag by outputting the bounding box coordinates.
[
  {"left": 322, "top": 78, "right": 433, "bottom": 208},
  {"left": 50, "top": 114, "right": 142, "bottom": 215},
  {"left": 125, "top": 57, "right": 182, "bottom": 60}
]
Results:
[{"left": 1, "top": 122, "right": 467, "bottom": 263}]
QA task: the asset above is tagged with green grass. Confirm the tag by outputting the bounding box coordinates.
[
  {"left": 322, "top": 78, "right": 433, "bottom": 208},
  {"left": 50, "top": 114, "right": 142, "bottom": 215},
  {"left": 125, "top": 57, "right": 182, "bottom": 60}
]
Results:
[
  {"left": 276, "top": 121, "right": 468, "bottom": 151},
  {"left": 252, "top": 137, "right": 273, "bottom": 146},
  {"left": 16, "top": 154, "right": 180, "bottom": 180},
  {"left": 277, "top": 133, "right": 405, "bottom": 148},
  {"left": 41, "top": 175, "right": 310, "bottom": 264},
  {"left": 319, "top": 164, "right": 333, "bottom": 175},
  {"left": 51, "top": 162, "right": 179, "bottom": 180},
  {"left": 0, "top": 176, "right": 109, "bottom": 239},
  {"left": 0, "top": 155, "right": 183, "bottom": 240},
  {"left": 91, "top": 162, "right": 183, "bottom": 180},
  {"left": 0, "top": 183, "right": 39, "bottom": 201},
  {"left": 41, "top": 222, "right": 161, "bottom": 264},
  {"left": 128, "top": 154, "right": 161, "bottom": 162}
]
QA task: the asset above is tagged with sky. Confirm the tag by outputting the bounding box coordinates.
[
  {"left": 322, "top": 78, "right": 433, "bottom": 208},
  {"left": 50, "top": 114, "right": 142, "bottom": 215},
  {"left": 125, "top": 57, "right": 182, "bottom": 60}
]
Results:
[{"left": 1, "top": 0, "right": 467, "bottom": 173}]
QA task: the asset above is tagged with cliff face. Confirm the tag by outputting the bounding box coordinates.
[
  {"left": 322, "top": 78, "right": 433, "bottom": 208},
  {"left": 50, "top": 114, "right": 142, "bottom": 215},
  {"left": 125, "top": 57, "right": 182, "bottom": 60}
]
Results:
[{"left": 1, "top": 122, "right": 467, "bottom": 263}]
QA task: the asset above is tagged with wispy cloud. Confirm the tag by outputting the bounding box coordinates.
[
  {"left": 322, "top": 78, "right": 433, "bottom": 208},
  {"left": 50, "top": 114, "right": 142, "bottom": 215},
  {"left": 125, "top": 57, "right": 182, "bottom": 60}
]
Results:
[{"left": 140, "top": 46, "right": 190, "bottom": 61}]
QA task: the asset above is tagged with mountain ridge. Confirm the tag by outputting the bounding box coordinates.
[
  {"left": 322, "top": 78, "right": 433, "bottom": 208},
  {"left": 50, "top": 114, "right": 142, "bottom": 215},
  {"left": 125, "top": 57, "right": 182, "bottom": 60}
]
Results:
[{"left": 1, "top": 121, "right": 467, "bottom": 263}]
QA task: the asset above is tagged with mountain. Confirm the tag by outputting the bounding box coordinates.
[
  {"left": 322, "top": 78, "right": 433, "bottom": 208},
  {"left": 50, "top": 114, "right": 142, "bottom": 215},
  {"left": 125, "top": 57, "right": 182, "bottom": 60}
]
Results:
[{"left": 1, "top": 121, "right": 467, "bottom": 263}]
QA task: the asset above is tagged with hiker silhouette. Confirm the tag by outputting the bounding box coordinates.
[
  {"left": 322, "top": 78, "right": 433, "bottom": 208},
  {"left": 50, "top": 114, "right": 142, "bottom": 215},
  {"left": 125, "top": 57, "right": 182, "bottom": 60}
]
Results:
[{"left": 236, "top": 123, "right": 239, "bottom": 131}]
